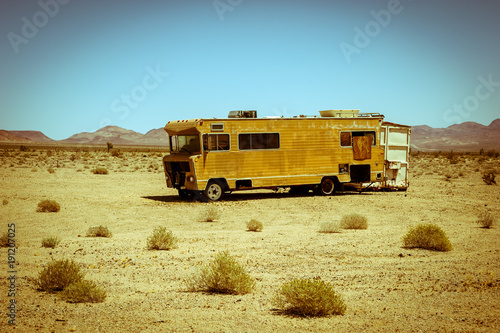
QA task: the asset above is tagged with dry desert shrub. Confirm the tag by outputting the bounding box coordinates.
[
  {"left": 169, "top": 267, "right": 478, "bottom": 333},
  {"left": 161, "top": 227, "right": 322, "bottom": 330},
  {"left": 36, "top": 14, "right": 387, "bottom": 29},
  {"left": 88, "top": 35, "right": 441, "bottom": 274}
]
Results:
[
  {"left": 482, "top": 170, "right": 496, "bottom": 185},
  {"left": 200, "top": 206, "right": 221, "bottom": 222},
  {"left": 476, "top": 212, "right": 495, "bottom": 228},
  {"left": 402, "top": 223, "right": 453, "bottom": 252},
  {"left": 0, "top": 232, "right": 8, "bottom": 247},
  {"left": 36, "top": 259, "right": 84, "bottom": 292},
  {"left": 146, "top": 227, "right": 178, "bottom": 250},
  {"left": 86, "top": 225, "right": 112, "bottom": 238},
  {"left": 41, "top": 236, "right": 61, "bottom": 249},
  {"left": 60, "top": 280, "right": 107, "bottom": 303},
  {"left": 246, "top": 219, "right": 263, "bottom": 232},
  {"left": 186, "top": 250, "right": 255, "bottom": 295},
  {"left": 91, "top": 167, "right": 109, "bottom": 175},
  {"left": 47, "top": 168, "right": 55, "bottom": 174},
  {"left": 319, "top": 222, "right": 341, "bottom": 233},
  {"left": 340, "top": 213, "right": 368, "bottom": 230},
  {"left": 110, "top": 149, "right": 123, "bottom": 158},
  {"left": 272, "top": 278, "right": 346, "bottom": 317},
  {"left": 36, "top": 199, "right": 61, "bottom": 213},
  {"left": 2, "top": 199, "right": 8, "bottom": 205}
]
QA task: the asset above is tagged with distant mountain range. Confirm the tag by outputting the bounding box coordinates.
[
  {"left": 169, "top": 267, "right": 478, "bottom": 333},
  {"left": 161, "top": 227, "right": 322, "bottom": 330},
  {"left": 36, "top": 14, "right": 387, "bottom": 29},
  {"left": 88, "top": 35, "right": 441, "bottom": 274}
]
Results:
[
  {"left": 1, "top": 119, "right": 499, "bottom": 151},
  {"left": 0, "top": 126, "right": 169, "bottom": 146},
  {"left": 411, "top": 119, "right": 500, "bottom": 152}
]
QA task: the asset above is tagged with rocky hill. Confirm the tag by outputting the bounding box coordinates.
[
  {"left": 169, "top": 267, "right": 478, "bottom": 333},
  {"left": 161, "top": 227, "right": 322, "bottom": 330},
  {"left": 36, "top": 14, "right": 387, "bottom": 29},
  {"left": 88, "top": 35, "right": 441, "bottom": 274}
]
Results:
[
  {"left": 0, "top": 130, "right": 54, "bottom": 143},
  {"left": 411, "top": 119, "right": 500, "bottom": 152}
]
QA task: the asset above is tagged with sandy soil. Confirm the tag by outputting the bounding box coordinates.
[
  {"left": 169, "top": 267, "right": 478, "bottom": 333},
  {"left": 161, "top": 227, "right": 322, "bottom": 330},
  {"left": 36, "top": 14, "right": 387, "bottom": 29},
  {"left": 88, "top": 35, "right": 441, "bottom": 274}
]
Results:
[{"left": 1, "top": 149, "right": 499, "bottom": 332}]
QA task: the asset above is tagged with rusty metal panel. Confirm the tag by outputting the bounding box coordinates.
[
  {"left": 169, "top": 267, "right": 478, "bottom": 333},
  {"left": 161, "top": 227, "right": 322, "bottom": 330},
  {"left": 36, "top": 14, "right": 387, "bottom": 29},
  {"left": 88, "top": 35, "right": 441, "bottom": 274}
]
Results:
[{"left": 353, "top": 136, "right": 371, "bottom": 160}]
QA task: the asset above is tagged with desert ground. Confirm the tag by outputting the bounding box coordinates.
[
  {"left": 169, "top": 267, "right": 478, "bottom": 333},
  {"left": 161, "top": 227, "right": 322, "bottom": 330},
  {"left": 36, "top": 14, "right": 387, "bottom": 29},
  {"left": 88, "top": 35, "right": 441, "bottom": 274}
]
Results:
[{"left": 1, "top": 146, "right": 499, "bottom": 332}]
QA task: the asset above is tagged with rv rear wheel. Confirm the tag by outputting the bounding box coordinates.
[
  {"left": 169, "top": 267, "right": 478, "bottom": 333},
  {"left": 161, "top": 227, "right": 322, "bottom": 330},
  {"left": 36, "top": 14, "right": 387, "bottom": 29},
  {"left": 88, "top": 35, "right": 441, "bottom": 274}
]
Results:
[
  {"left": 318, "top": 178, "right": 335, "bottom": 196},
  {"left": 204, "top": 181, "right": 225, "bottom": 202}
]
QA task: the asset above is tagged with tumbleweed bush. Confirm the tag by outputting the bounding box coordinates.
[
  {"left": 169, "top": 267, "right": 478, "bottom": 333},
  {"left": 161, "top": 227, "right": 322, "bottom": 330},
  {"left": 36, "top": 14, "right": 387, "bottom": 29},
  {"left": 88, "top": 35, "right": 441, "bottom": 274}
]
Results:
[
  {"left": 340, "top": 213, "right": 368, "bottom": 229},
  {"left": 36, "top": 259, "right": 84, "bottom": 292},
  {"left": 61, "top": 280, "right": 107, "bottom": 303},
  {"left": 319, "top": 222, "right": 341, "bottom": 233},
  {"left": 482, "top": 170, "right": 496, "bottom": 185},
  {"left": 402, "top": 223, "right": 453, "bottom": 252},
  {"left": 187, "top": 250, "right": 255, "bottom": 294},
  {"left": 146, "top": 226, "right": 178, "bottom": 250},
  {"left": 36, "top": 199, "right": 60, "bottom": 213},
  {"left": 0, "top": 232, "right": 8, "bottom": 247},
  {"left": 246, "top": 219, "right": 263, "bottom": 232},
  {"left": 41, "top": 236, "right": 61, "bottom": 249},
  {"left": 272, "top": 278, "right": 347, "bottom": 317},
  {"left": 86, "top": 225, "right": 112, "bottom": 238},
  {"left": 200, "top": 206, "right": 221, "bottom": 222},
  {"left": 91, "top": 167, "right": 109, "bottom": 175},
  {"left": 476, "top": 212, "right": 495, "bottom": 228}
]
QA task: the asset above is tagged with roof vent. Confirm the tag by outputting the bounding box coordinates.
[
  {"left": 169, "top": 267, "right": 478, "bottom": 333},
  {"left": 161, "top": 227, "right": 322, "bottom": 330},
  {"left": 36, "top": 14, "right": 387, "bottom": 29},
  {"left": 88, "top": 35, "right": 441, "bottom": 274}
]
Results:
[{"left": 228, "top": 110, "right": 257, "bottom": 118}]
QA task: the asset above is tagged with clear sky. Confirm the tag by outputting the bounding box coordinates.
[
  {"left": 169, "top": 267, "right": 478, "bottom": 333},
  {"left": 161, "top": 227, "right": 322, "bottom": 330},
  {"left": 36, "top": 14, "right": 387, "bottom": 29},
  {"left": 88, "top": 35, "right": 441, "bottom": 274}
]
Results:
[{"left": 1, "top": 0, "right": 499, "bottom": 140}]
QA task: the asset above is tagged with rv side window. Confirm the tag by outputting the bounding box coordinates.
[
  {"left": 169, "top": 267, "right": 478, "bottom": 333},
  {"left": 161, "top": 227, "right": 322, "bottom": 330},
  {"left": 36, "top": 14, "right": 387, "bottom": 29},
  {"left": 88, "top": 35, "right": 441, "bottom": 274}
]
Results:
[
  {"left": 340, "top": 131, "right": 376, "bottom": 147},
  {"left": 239, "top": 133, "right": 280, "bottom": 150},
  {"left": 203, "top": 134, "right": 230, "bottom": 151}
]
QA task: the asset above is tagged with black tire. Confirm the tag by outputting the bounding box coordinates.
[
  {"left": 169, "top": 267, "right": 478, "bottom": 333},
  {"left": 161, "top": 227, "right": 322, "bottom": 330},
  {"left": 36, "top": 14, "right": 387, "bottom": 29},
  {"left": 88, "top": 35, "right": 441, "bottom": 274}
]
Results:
[
  {"left": 317, "top": 178, "right": 335, "bottom": 196},
  {"left": 204, "top": 180, "right": 225, "bottom": 202}
]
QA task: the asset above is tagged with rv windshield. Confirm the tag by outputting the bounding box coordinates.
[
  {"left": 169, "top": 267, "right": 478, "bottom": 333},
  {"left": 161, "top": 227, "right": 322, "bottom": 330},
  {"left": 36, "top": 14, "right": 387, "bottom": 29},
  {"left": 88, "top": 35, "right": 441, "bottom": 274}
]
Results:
[{"left": 170, "top": 135, "right": 200, "bottom": 154}]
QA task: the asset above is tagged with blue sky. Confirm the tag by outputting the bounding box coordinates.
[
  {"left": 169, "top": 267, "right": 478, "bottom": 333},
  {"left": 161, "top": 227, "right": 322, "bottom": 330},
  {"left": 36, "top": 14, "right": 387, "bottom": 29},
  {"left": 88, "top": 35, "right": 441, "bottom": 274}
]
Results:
[{"left": 1, "top": 0, "right": 499, "bottom": 140}]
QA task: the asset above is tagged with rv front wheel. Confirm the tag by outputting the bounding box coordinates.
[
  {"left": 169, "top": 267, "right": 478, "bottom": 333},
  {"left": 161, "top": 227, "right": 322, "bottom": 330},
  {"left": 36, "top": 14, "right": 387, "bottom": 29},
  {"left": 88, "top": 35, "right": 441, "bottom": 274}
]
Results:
[
  {"left": 318, "top": 178, "right": 335, "bottom": 196},
  {"left": 205, "top": 181, "right": 224, "bottom": 202}
]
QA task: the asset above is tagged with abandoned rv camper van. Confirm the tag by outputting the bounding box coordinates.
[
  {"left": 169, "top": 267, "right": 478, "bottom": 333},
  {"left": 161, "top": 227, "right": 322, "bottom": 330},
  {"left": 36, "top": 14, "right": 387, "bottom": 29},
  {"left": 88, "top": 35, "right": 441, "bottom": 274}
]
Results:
[{"left": 162, "top": 110, "right": 410, "bottom": 201}]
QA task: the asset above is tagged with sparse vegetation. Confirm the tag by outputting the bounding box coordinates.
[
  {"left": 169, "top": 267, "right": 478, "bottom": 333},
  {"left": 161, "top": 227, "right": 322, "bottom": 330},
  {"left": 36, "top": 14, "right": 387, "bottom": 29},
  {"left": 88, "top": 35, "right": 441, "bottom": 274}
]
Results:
[
  {"left": 476, "top": 212, "right": 495, "bottom": 228},
  {"left": 186, "top": 250, "right": 255, "bottom": 294},
  {"left": 402, "top": 223, "right": 453, "bottom": 252},
  {"left": 482, "top": 170, "right": 496, "bottom": 185},
  {"left": 36, "top": 259, "right": 84, "bottom": 292},
  {"left": 36, "top": 199, "right": 61, "bottom": 213},
  {"left": 340, "top": 213, "right": 368, "bottom": 229},
  {"left": 146, "top": 227, "right": 178, "bottom": 250},
  {"left": 246, "top": 219, "right": 263, "bottom": 232},
  {"left": 60, "top": 280, "right": 107, "bottom": 303},
  {"left": 91, "top": 167, "right": 109, "bottom": 175},
  {"left": 86, "top": 225, "right": 112, "bottom": 238},
  {"left": 272, "top": 278, "right": 346, "bottom": 317},
  {"left": 0, "top": 232, "right": 9, "bottom": 247},
  {"left": 41, "top": 236, "right": 61, "bottom": 249},
  {"left": 110, "top": 149, "right": 123, "bottom": 158},
  {"left": 2, "top": 199, "right": 8, "bottom": 205},
  {"left": 200, "top": 206, "right": 221, "bottom": 222},
  {"left": 47, "top": 167, "right": 55, "bottom": 174},
  {"left": 319, "top": 221, "right": 341, "bottom": 233}
]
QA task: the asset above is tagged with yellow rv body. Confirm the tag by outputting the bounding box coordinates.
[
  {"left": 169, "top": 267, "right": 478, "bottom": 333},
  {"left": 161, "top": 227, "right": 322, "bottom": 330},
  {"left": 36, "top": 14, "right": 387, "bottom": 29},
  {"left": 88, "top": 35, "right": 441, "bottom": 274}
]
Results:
[{"left": 162, "top": 110, "right": 409, "bottom": 201}]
